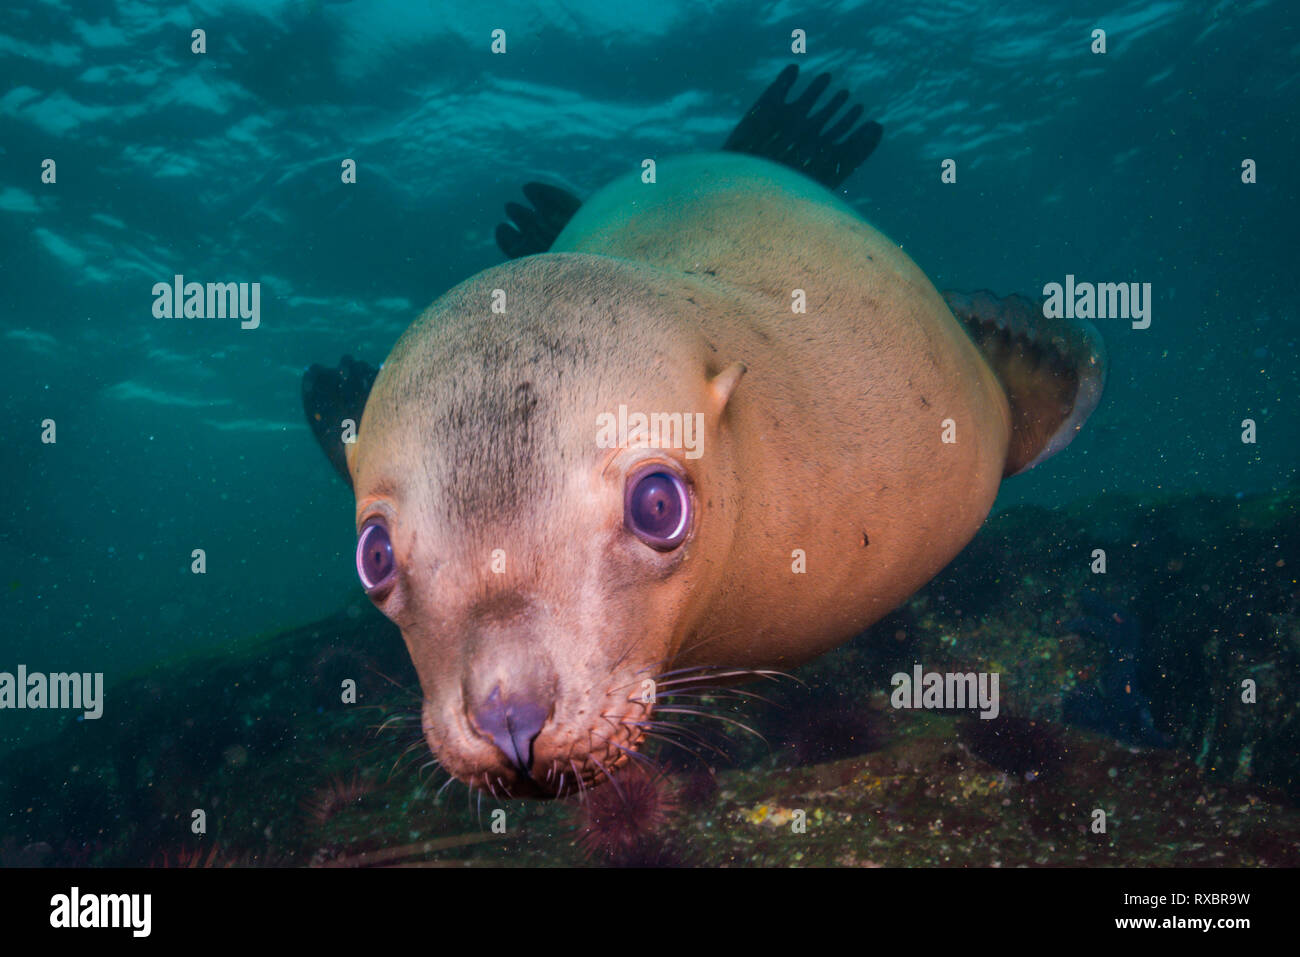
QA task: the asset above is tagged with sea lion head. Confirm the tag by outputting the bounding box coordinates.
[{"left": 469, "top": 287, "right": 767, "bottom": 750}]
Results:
[{"left": 348, "top": 254, "right": 747, "bottom": 798}]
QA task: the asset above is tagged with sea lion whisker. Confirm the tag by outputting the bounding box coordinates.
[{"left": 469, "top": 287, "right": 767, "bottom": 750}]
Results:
[
  {"left": 349, "top": 722, "right": 412, "bottom": 757},
  {"left": 385, "top": 746, "right": 427, "bottom": 781},
  {"left": 396, "top": 734, "right": 434, "bottom": 759},
  {"left": 625, "top": 720, "right": 732, "bottom": 761},
  {"left": 651, "top": 706, "right": 769, "bottom": 744},
  {"left": 589, "top": 725, "right": 640, "bottom": 762},
  {"left": 416, "top": 760, "right": 450, "bottom": 790},
  {"left": 607, "top": 629, "right": 652, "bottom": 680},
  {"left": 670, "top": 670, "right": 790, "bottom": 686},
  {"left": 650, "top": 668, "right": 799, "bottom": 689},
  {"left": 611, "top": 742, "right": 664, "bottom": 778},
  {"left": 606, "top": 662, "right": 763, "bottom": 696},
  {"left": 575, "top": 624, "right": 677, "bottom": 701},
  {"left": 635, "top": 663, "right": 713, "bottom": 680},
  {"left": 363, "top": 663, "right": 423, "bottom": 701},
  {"left": 361, "top": 714, "right": 424, "bottom": 746},
  {"left": 361, "top": 703, "right": 414, "bottom": 724},
  {"left": 607, "top": 676, "right": 660, "bottom": 696},
  {"left": 613, "top": 691, "right": 764, "bottom": 738},
  {"left": 626, "top": 653, "right": 760, "bottom": 689},
  {"left": 636, "top": 687, "right": 778, "bottom": 707},
  {"left": 678, "top": 683, "right": 767, "bottom": 696},
  {"left": 599, "top": 708, "right": 655, "bottom": 721},
  {"left": 633, "top": 730, "right": 713, "bottom": 770},
  {"left": 570, "top": 759, "right": 589, "bottom": 805},
  {"left": 602, "top": 651, "right": 775, "bottom": 702},
  {"left": 630, "top": 715, "right": 720, "bottom": 737},
  {"left": 435, "top": 773, "right": 460, "bottom": 803},
  {"left": 391, "top": 754, "right": 433, "bottom": 785},
  {"left": 645, "top": 663, "right": 738, "bottom": 681},
  {"left": 369, "top": 733, "right": 424, "bottom": 772},
  {"left": 588, "top": 754, "right": 627, "bottom": 806},
  {"left": 654, "top": 666, "right": 794, "bottom": 682},
  {"left": 428, "top": 774, "right": 457, "bottom": 800},
  {"left": 374, "top": 712, "right": 419, "bottom": 734},
  {"left": 390, "top": 722, "right": 436, "bottom": 754},
  {"left": 597, "top": 711, "right": 629, "bottom": 735},
  {"left": 496, "top": 775, "right": 515, "bottom": 801}
]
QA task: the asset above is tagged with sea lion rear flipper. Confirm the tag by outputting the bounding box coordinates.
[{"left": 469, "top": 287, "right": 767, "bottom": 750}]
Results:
[
  {"left": 723, "top": 64, "right": 884, "bottom": 189},
  {"left": 496, "top": 182, "right": 583, "bottom": 259},
  {"left": 943, "top": 290, "right": 1107, "bottom": 477},
  {"left": 301, "top": 355, "right": 379, "bottom": 487}
]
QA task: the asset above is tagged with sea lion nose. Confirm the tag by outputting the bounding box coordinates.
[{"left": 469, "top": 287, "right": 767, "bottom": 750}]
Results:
[{"left": 473, "top": 685, "right": 549, "bottom": 776}]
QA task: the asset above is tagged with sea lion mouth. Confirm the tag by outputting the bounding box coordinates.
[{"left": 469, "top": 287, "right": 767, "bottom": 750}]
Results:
[
  {"left": 466, "top": 714, "right": 649, "bottom": 801},
  {"left": 444, "top": 687, "right": 652, "bottom": 801}
]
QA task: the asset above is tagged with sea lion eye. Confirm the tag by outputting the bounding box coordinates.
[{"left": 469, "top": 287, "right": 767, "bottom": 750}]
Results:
[
  {"left": 356, "top": 520, "right": 396, "bottom": 593},
  {"left": 624, "top": 467, "right": 690, "bottom": 550}
]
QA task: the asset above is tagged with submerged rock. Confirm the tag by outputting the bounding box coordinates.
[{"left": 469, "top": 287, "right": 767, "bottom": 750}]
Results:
[{"left": 0, "top": 483, "right": 1295, "bottom": 866}]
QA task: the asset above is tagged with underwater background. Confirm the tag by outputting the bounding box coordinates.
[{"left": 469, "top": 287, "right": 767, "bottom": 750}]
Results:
[{"left": 1, "top": 0, "right": 1297, "bottom": 866}]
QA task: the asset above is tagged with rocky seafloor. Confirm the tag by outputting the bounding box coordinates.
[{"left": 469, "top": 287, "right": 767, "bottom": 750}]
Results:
[{"left": 2, "top": 483, "right": 1296, "bottom": 867}]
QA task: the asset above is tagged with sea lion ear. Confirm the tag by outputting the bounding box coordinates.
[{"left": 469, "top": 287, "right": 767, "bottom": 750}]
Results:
[
  {"left": 707, "top": 361, "right": 747, "bottom": 415},
  {"left": 943, "top": 290, "right": 1107, "bottom": 477}
]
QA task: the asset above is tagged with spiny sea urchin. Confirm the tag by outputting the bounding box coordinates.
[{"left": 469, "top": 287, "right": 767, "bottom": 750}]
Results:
[
  {"left": 301, "top": 771, "right": 375, "bottom": 828},
  {"left": 574, "top": 764, "right": 678, "bottom": 865},
  {"left": 151, "top": 844, "right": 237, "bottom": 868}
]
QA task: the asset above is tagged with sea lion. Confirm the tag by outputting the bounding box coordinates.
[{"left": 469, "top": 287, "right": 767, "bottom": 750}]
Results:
[{"left": 303, "top": 66, "right": 1105, "bottom": 798}]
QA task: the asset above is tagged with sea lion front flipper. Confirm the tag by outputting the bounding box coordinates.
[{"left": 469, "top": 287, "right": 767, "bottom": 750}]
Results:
[
  {"left": 723, "top": 64, "right": 884, "bottom": 189},
  {"left": 496, "top": 182, "right": 583, "bottom": 259},
  {"left": 943, "top": 290, "right": 1107, "bottom": 477},
  {"left": 301, "top": 355, "right": 379, "bottom": 487}
]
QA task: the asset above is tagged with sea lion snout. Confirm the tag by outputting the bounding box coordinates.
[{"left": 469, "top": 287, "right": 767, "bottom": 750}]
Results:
[
  {"left": 417, "top": 591, "right": 661, "bottom": 798},
  {"left": 441, "top": 664, "right": 651, "bottom": 798},
  {"left": 470, "top": 685, "right": 550, "bottom": 779},
  {"left": 458, "top": 602, "right": 561, "bottom": 783}
]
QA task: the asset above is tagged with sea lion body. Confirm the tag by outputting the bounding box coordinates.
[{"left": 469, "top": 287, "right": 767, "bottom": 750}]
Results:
[
  {"left": 349, "top": 153, "right": 1008, "bottom": 794},
  {"left": 309, "top": 71, "right": 1102, "bottom": 798}
]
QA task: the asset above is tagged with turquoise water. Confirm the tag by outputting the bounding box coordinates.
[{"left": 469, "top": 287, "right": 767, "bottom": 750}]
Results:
[{"left": 1, "top": 0, "right": 1296, "bottom": 758}]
